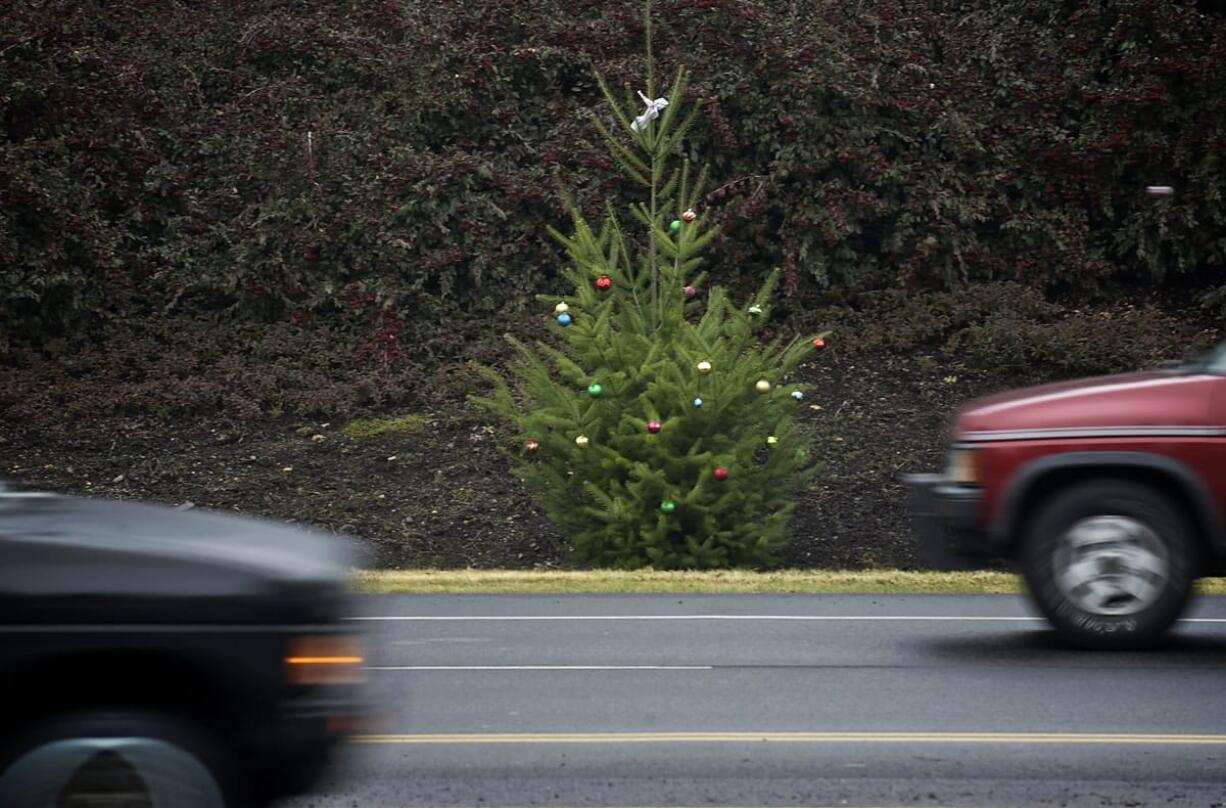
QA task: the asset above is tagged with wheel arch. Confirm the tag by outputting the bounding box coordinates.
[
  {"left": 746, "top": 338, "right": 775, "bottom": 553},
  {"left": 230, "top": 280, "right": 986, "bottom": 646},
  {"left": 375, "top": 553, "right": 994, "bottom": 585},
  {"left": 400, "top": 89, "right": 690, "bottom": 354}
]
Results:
[
  {"left": 990, "top": 451, "right": 1226, "bottom": 572},
  {"left": 0, "top": 647, "right": 253, "bottom": 749}
]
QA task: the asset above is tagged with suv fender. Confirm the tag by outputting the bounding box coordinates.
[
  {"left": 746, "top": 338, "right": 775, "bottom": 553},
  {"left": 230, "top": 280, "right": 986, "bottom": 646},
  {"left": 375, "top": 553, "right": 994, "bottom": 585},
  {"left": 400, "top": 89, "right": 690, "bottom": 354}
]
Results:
[{"left": 990, "top": 451, "right": 1226, "bottom": 563}]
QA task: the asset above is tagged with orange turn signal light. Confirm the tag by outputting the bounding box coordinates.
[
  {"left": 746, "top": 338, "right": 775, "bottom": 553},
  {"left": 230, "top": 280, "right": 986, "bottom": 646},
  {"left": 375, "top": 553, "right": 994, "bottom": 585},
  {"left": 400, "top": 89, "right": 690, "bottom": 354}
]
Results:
[{"left": 286, "top": 635, "right": 364, "bottom": 685}]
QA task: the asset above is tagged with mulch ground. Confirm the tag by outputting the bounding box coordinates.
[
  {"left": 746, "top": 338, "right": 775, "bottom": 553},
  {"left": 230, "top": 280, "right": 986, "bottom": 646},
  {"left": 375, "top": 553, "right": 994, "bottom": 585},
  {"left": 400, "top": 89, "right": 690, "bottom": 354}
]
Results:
[{"left": 0, "top": 342, "right": 1013, "bottom": 570}]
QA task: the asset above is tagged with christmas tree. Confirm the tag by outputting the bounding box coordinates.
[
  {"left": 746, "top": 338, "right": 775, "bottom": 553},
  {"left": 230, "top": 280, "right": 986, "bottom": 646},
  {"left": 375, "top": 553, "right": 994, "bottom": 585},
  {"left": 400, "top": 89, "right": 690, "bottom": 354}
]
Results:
[{"left": 472, "top": 5, "right": 827, "bottom": 569}]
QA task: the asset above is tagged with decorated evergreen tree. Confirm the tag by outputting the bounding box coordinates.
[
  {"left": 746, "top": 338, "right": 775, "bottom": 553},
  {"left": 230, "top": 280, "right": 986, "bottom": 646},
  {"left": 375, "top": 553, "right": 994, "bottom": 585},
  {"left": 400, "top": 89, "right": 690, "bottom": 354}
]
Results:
[{"left": 472, "top": 5, "right": 828, "bottom": 569}]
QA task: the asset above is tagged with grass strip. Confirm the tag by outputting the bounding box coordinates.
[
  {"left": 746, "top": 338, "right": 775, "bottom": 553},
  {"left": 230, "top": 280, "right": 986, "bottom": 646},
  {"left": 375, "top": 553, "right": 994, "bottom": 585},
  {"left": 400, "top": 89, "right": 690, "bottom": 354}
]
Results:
[
  {"left": 352, "top": 569, "right": 1024, "bottom": 595},
  {"left": 354, "top": 569, "right": 1226, "bottom": 596}
]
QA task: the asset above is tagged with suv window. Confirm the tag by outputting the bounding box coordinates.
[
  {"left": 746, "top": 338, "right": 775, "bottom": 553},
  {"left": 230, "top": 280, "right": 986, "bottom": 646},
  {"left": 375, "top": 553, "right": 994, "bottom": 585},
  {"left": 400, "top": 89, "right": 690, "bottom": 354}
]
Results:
[{"left": 1203, "top": 342, "right": 1226, "bottom": 375}]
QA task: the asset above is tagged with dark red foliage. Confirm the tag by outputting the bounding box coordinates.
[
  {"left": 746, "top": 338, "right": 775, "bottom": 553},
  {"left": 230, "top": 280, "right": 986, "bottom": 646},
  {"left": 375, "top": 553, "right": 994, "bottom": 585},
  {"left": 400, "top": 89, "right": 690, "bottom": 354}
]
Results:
[{"left": 2, "top": 0, "right": 1225, "bottom": 360}]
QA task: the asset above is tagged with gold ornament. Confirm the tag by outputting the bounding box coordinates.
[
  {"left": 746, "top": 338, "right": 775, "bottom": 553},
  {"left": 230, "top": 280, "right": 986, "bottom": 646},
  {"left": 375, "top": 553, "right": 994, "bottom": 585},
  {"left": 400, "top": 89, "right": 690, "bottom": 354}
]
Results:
[
  {"left": 755, "top": 379, "right": 771, "bottom": 394},
  {"left": 575, "top": 435, "right": 590, "bottom": 448},
  {"left": 766, "top": 436, "right": 779, "bottom": 447},
  {"left": 681, "top": 209, "right": 697, "bottom": 223},
  {"left": 696, "top": 361, "right": 713, "bottom": 375},
  {"left": 554, "top": 302, "right": 570, "bottom": 314}
]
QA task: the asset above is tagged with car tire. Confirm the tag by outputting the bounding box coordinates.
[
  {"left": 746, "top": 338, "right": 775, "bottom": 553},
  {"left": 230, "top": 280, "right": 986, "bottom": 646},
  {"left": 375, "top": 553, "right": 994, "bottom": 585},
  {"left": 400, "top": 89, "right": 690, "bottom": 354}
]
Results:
[
  {"left": 1020, "top": 479, "right": 1197, "bottom": 650},
  {"left": 0, "top": 711, "right": 247, "bottom": 808}
]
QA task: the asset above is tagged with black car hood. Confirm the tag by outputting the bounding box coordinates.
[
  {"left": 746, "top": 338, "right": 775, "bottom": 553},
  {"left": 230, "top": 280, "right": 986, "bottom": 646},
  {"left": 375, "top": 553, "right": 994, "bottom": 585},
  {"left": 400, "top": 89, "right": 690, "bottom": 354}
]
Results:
[{"left": 0, "top": 493, "right": 360, "bottom": 624}]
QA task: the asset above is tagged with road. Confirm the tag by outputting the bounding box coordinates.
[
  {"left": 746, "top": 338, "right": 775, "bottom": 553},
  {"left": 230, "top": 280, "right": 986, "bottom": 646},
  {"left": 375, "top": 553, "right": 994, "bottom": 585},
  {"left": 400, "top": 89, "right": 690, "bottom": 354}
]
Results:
[{"left": 286, "top": 593, "right": 1226, "bottom": 807}]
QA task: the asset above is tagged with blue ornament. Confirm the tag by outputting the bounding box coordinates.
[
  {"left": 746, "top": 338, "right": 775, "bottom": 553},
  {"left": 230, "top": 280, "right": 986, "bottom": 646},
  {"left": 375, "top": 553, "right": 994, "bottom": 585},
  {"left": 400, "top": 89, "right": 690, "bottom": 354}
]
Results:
[
  {"left": 791, "top": 390, "right": 804, "bottom": 401},
  {"left": 692, "top": 398, "right": 703, "bottom": 408},
  {"left": 556, "top": 313, "right": 573, "bottom": 326}
]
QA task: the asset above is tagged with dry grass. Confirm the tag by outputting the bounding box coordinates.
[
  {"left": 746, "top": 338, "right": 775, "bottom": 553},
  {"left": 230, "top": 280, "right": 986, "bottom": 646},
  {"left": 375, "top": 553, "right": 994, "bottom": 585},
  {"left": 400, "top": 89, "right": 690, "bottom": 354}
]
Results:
[
  {"left": 354, "top": 569, "right": 1226, "bottom": 596},
  {"left": 353, "top": 569, "right": 1027, "bottom": 595}
]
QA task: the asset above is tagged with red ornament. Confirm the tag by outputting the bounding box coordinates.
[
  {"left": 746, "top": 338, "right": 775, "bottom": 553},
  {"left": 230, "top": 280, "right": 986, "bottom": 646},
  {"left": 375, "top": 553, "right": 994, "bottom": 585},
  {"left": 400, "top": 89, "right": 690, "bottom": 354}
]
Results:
[
  {"left": 713, "top": 467, "right": 729, "bottom": 481},
  {"left": 525, "top": 440, "right": 540, "bottom": 452},
  {"left": 647, "top": 421, "right": 662, "bottom": 434},
  {"left": 595, "top": 276, "right": 613, "bottom": 291},
  {"left": 812, "top": 337, "right": 826, "bottom": 350}
]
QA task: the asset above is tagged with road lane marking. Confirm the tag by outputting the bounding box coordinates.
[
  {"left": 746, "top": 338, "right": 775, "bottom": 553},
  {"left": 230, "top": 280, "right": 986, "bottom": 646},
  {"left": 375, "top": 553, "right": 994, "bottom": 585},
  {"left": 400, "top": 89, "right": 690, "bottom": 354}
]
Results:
[
  {"left": 352, "top": 615, "right": 1226, "bottom": 623},
  {"left": 365, "top": 665, "right": 712, "bottom": 671},
  {"left": 352, "top": 731, "right": 1226, "bottom": 746}
]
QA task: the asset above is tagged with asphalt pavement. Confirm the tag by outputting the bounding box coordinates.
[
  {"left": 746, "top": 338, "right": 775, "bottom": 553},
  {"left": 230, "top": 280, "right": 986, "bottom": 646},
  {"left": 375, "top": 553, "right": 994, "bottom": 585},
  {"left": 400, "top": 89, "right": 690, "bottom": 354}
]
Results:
[{"left": 283, "top": 593, "right": 1226, "bottom": 807}]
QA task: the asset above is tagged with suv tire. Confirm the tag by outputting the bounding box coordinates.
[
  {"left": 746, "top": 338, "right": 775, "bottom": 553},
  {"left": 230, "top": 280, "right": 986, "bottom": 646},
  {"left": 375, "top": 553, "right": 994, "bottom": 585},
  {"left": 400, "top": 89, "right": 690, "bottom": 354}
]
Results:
[
  {"left": 0, "top": 711, "right": 245, "bottom": 808},
  {"left": 1021, "top": 479, "right": 1197, "bottom": 650}
]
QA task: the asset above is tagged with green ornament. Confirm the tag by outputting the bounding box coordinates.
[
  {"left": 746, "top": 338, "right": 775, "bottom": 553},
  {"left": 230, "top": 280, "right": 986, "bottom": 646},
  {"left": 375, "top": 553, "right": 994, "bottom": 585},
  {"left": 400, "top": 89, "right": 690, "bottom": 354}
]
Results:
[
  {"left": 659, "top": 500, "right": 676, "bottom": 514},
  {"left": 587, "top": 383, "right": 603, "bottom": 398},
  {"left": 669, "top": 219, "right": 682, "bottom": 233}
]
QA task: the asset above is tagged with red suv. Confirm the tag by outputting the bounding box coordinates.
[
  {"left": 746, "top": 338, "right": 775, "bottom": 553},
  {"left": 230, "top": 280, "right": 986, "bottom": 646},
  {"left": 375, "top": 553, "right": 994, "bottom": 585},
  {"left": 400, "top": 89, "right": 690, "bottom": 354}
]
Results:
[{"left": 906, "top": 346, "right": 1226, "bottom": 649}]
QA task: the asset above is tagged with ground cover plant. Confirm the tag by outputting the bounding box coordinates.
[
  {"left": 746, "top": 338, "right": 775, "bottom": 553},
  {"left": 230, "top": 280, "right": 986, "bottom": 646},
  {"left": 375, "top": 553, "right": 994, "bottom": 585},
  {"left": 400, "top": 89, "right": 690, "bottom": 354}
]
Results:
[{"left": 3, "top": 0, "right": 1224, "bottom": 360}]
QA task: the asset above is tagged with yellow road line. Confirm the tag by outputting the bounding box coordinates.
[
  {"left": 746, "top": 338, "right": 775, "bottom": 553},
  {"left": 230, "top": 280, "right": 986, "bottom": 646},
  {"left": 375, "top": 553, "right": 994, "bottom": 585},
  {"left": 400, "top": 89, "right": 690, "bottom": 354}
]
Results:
[{"left": 352, "top": 731, "right": 1226, "bottom": 746}]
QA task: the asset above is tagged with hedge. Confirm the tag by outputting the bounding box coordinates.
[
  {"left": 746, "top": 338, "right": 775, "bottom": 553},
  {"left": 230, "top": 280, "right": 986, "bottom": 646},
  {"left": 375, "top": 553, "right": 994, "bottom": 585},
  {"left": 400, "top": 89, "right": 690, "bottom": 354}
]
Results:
[{"left": 3, "top": 0, "right": 1225, "bottom": 359}]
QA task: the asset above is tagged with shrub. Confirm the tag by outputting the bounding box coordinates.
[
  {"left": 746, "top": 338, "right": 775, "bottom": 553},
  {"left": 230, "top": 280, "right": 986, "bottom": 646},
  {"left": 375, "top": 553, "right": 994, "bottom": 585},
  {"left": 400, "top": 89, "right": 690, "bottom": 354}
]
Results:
[
  {"left": 0, "top": 315, "right": 421, "bottom": 426},
  {"left": 950, "top": 305, "right": 1216, "bottom": 378},
  {"left": 3, "top": 0, "right": 1225, "bottom": 357},
  {"left": 801, "top": 283, "right": 1059, "bottom": 355}
]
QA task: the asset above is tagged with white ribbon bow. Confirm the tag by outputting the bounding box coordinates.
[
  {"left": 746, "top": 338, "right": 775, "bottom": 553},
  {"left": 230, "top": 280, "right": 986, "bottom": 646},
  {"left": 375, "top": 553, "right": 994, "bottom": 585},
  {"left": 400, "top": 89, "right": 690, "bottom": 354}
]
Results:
[{"left": 630, "top": 90, "right": 669, "bottom": 132}]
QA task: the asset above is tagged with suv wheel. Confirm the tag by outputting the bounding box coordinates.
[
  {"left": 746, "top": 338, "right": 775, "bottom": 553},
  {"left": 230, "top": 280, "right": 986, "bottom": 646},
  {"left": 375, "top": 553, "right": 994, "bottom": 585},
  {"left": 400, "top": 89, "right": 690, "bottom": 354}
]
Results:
[
  {"left": 1021, "top": 479, "right": 1197, "bottom": 650},
  {"left": 0, "top": 712, "right": 242, "bottom": 808}
]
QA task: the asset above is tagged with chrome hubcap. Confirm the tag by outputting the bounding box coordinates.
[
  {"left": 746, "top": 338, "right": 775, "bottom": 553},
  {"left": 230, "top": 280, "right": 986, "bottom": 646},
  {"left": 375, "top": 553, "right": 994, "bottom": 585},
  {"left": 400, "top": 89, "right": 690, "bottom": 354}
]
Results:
[{"left": 1052, "top": 515, "right": 1169, "bottom": 616}]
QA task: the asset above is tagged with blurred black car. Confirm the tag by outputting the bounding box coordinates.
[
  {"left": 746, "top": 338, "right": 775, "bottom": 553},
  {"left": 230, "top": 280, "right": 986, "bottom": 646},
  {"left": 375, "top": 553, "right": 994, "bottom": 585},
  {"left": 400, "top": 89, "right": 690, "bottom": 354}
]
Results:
[{"left": 0, "top": 481, "right": 367, "bottom": 807}]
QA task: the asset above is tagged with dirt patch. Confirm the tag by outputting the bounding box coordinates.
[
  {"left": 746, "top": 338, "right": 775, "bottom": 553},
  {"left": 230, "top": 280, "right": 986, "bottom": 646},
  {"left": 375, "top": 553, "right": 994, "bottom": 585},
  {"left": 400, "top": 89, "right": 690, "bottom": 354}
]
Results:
[
  {"left": 784, "top": 349, "right": 1001, "bottom": 568},
  {"left": 0, "top": 345, "right": 1015, "bottom": 570},
  {"left": 0, "top": 412, "right": 567, "bottom": 569}
]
